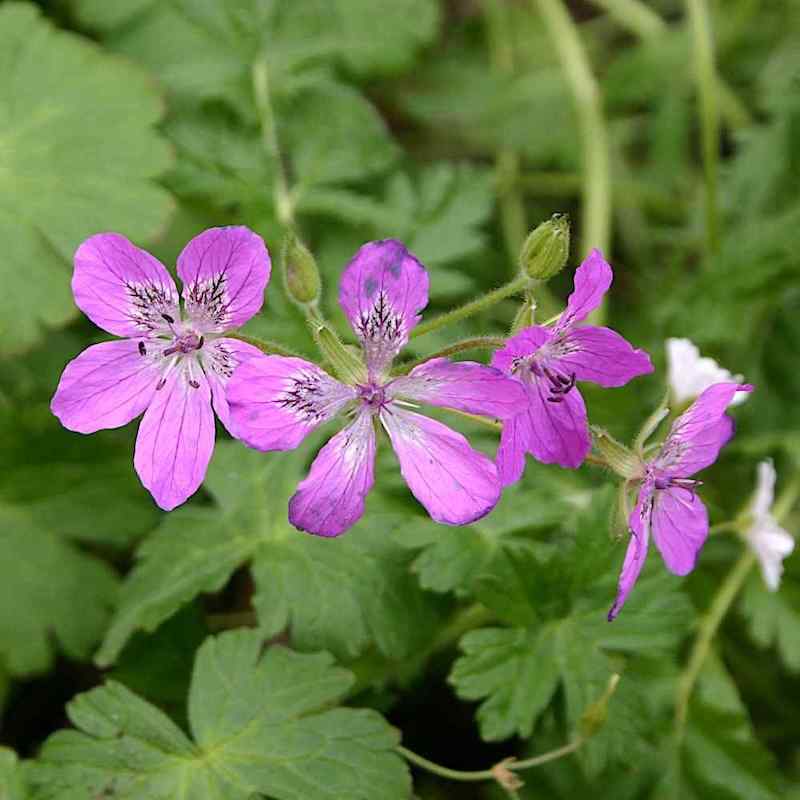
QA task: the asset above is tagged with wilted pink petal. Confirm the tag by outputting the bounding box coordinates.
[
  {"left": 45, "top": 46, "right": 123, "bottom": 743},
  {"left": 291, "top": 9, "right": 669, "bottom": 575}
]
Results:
[
  {"left": 134, "top": 371, "right": 216, "bottom": 511},
  {"left": 338, "top": 240, "right": 429, "bottom": 376},
  {"left": 554, "top": 326, "right": 653, "bottom": 387},
  {"left": 608, "top": 481, "right": 653, "bottom": 621},
  {"left": 72, "top": 233, "right": 179, "bottom": 337},
  {"left": 203, "top": 338, "right": 263, "bottom": 433},
  {"left": 51, "top": 340, "right": 160, "bottom": 433},
  {"left": 177, "top": 226, "right": 271, "bottom": 330},
  {"left": 381, "top": 407, "right": 501, "bottom": 525},
  {"left": 650, "top": 485, "right": 709, "bottom": 575},
  {"left": 388, "top": 357, "right": 527, "bottom": 420},
  {"left": 228, "top": 354, "right": 356, "bottom": 452},
  {"left": 288, "top": 411, "right": 376, "bottom": 537},
  {"left": 555, "top": 249, "right": 612, "bottom": 330},
  {"left": 656, "top": 382, "right": 752, "bottom": 476}
]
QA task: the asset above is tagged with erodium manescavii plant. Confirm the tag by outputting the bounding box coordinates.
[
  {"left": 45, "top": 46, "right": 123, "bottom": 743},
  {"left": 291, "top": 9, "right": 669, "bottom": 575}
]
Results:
[{"left": 9, "top": 6, "right": 797, "bottom": 794}]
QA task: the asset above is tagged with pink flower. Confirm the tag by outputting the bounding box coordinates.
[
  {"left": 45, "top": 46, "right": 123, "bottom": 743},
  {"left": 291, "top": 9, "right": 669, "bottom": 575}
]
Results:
[
  {"left": 51, "top": 227, "right": 271, "bottom": 510},
  {"left": 609, "top": 381, "right": 754, "bottom": 620},
  {"left": 227, "top": 239, "right": 527, "bottom": 537},
  {"left": 491, "top": 250, "right": 653, "bottom": 481}
]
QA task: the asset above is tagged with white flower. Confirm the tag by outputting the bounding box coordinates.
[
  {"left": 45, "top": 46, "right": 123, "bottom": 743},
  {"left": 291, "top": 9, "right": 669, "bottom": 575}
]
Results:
[
  {"left": 746, "top": 460, "right": 794, "bottom": 591},
  {"left": 665, "top": 338, "right": 749, "bottom": 407}
]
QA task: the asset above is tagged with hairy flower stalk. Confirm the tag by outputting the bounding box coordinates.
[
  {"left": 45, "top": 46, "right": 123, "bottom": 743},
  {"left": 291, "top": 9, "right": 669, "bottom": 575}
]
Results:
[
  {"left": 228, "top": 239, "right": 527, "bottom": 537},
  {"left": 51, "top": 227, "right": 271, "bottom": 510}
]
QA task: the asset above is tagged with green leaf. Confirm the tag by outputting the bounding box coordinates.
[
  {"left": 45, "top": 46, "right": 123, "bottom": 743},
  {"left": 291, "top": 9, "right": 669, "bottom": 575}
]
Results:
[
  {"left": 97, "top": 441, "right": 439, "bottom": 666},
  {"left": 400, "top": 464, "right": 589, "bottom": 595},
  {"left": 0, "top": 2, "right": 173, "bottom": 355},
  {"left": 0, "top": 504, "right": 118, "bottom": 676},
  {"left": 740, "top": 571, "right": 800, "bottom": 673},
  {"left": 449, "top": 489, "right": 693, "bottom": 774},
  {"left": 30, "top": 630, "right": 410, "bottom": 800},
  {"left": 284, "top": 82, "right": 398, "bottom": 191},
  {"left": 0, "top": 748, "right": 28, "bottom": 800},
  {"left": 72, "top": 0, "right": 439, "bottom": 88}
]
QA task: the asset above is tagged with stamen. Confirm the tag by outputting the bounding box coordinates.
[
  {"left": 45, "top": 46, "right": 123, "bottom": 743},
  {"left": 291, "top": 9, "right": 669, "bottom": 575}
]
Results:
[
  {"left": 188, "top": 379, "right": 200, "bottom": 389},
  {"left": 156, "top": 377, "right": 166, "bottom": 390},
  {"left": 197, "top": 336, "right": 204, "bottom": 350},
  {"left": 138, "top": 341, "right": 146, "bottom": 357},
  {"left": 161, "top": 313, "right": 175, "bottom": 324}
]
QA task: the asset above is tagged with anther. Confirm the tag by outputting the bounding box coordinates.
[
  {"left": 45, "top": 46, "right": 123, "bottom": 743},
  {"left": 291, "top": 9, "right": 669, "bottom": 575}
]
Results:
[
  {"left": 156, "top": 377, "right": 166, "bottom": 390},
  {"left": 161, "top": 313, "right": 175, "bottom": 324},
  {"left": 138, "top": 341, "right": 146, "bottom": 356},
  {"left": 188, "top": 379, "right": 200, "bottom": 389},
  {"left": 197, "top": 336, "right": 204, "bottom": 350}
]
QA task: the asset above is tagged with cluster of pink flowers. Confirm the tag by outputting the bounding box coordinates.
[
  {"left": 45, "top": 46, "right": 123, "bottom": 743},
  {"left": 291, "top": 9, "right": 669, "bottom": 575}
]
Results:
[{"left": 51, "top": 227, "right": 752, "bottom": 618}]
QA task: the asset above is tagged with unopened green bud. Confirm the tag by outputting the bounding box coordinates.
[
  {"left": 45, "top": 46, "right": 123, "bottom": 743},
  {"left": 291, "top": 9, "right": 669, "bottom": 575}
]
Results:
[
  {"left": 314, "top": 324, "right": 367, "bottom": 385},
  {"left": 519, "top": 214, "right": 570, "bottom": 280},
  {"left": 591, "top": 427, "right": 643, "bottom": 480},
  {"left": 579, "top": 674, "right": 620, "bottom": 739},
  {"left": 282, "top": 231, "right": 320, "bottom": 305}
]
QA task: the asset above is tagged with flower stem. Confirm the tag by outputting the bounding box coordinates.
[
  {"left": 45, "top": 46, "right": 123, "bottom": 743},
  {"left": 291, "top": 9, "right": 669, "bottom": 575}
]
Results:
[
  {"left": 684, "top": 0, "right": 721, "bottom": 258},
  {"left": 483, "top": 0, "right": 527, "bottom": 266},
  {"left": 395, "top": 337, "right": 507, "bottom": 374},
  {"left": 396, "top": 736, "right": 583, "bottom": 784},
  {"left": 411, "top": 275, "right": 530, "bottom": 339},
  {"left": 226, "top": 332, "right": 298, "bottom": 358},
  {"left": 533, "top": 0, "right": 611, "bottom": 321},
  {"left": 589, "top": 0, "right": 751, "bottom": 130},
  {"left": 674, "top": 549, "right": 755, "bottom": 736},
  {"left": 252, "top": 55, "right": 294, "bottom": 228}
]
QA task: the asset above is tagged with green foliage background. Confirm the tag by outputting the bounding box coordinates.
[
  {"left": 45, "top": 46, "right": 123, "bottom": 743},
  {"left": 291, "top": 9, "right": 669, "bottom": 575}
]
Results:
[{"left": 1, "top": 0, "right": 799, "bottom": 797}]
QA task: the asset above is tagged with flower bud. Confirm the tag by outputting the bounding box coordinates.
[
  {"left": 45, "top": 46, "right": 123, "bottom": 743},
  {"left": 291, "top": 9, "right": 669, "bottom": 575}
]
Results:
[
  {"left": 591, "top": 427, "right": 643, "bottom": 480},
  {"left": 519, "top": 214, "right": 570, "bottom": 280},
  {"left": 579, "top": 674, "right": 620, "bottom": 739},
  {"left": 314, "top": 324, "right": 367, "bottom": 385},
  {"left": 282, "top": 231, "right": 320, "bottom": 305}
]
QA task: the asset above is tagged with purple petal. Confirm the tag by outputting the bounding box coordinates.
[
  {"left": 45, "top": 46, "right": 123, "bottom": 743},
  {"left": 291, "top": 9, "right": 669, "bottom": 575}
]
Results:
[
  {"left": 288, "top": 411, "right": 376, "bottom": 537},
  {"left": 608, "top": 481, "right": 653, "bottom": 620},
  {"left": 502, "top": 380, "right": 590, "bottom": 470},
  {"left": 203, "top": 338, "right": 263, "bottom": 434},
  {"left": 134, "top": 372, "right": 216, "bottom": 511},
  {"left": 381, "top": 407, "right": 501, "bottom": 525},
  {"left": 72, "top": 233, "right": 179, "bottom": 337},
  {"left": 556, "top": 249, "right": 612, "bottom": 330},
  {"left": 338, "top": 240, "right": 429, "bottom": 375},
  {"left": 554, "top": 325, "right": 653, "bottom": 387},
  {"left": 496, "top": 414, "right": 527, "bottom": 487},
  {"left": 177, "top": 227, "right": 271, "bottom": 331},
  {"left": 656, "top": 382, "right": 753, "bottom": 476},
  {"left": 388, "top": 358, "right": 527, "bottom": 420},
  {"left": 51, "top": 340, "right": 160, "bottom": 433},
  {"left": 490, "top": 326, "right": 550, "bottom": 374},
  {"left": 227, "top": 354, "right": 355, "bottom": 452},
  {"left": 651, "top": 486, "right": 709, "bottom": 575}
]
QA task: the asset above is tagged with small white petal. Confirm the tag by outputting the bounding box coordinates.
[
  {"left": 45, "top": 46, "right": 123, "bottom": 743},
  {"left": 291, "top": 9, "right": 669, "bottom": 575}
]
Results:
[
  {"left": 665, "top": 338, "right": 748, "bottom": 406},
  {"left": 745, "top": 461, "right": 795, "bottom": 591}
]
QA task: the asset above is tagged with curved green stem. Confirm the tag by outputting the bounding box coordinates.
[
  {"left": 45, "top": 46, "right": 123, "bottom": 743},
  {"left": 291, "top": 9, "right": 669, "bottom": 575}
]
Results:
[
  {"left": 395, "top": 337, "right": 506, "bottom": 374},
  {"left": 589, "top": 0, "right": 752, "bottom": 130},
  {"left": 410, "top": 275, "right": 529, "bottom": 339},
  {"left": 252, "top": 56, "right": 294, "bottom": 228},
  {"left": 226, "top": 332, "right": 298, "bottom": 358},
  {"left": 533, "top": 0, "right": 611, "bottom": 321},
  {"left": 397, "top": 735, "right": 584, "bottom": 789},
  {"left": 674, "top": 549, "right": 755, "bottom": 735},
  {"left": 685, "top": 0, "right": 720, "bottom": 257}
]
